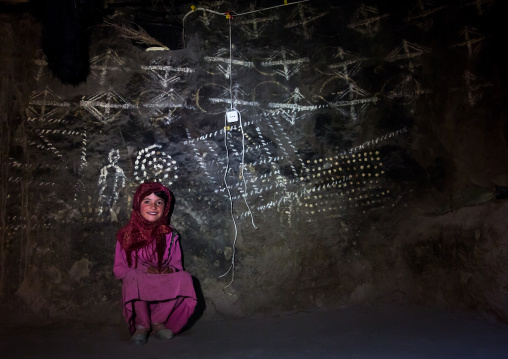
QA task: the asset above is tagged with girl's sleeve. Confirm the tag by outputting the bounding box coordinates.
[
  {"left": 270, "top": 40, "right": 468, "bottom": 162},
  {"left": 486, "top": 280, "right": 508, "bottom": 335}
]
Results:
[
  {"left": 168, "top": 233, "right": 184, "bottom": 272},
  {"left": 113, "top": 241, "right": 132, "bottom": 280}
]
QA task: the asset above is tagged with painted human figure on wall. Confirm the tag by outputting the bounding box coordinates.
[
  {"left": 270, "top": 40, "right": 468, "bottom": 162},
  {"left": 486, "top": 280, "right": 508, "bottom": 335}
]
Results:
[{"left": 97, "top": 149, "right": 126, "bottom": 221}]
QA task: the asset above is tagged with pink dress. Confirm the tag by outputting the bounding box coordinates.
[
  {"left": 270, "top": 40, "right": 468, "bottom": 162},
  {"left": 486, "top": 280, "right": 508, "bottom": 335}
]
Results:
[{"left": 113, "top": 232, "right": 197, "bottom": 334}]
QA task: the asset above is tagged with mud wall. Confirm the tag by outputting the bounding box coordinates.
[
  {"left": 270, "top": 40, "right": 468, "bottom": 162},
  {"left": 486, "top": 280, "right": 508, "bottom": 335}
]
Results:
[{"left": 0, "top": 0, "right": 507, "bottom": 324}]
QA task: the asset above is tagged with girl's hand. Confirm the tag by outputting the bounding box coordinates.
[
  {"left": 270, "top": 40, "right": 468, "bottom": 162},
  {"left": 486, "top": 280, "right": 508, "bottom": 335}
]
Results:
[
  {"left": 147, "top": 266, "right": 160, "bottom": 274},
  {"left": 160, "top": 267, "right": 174, "bottom": 274},
  {"left": 147, "top": 266, "right": 174, "bottom": 274}
]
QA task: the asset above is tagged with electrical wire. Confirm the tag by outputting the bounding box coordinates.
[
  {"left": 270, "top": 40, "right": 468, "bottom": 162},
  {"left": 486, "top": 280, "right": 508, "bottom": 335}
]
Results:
[
  {"left": 182, "top": 7, "right": 226, "bottom": 48},
  {"left": 182, "top": 0, "right": 312, "bottom": 289},
  {"left": 238, "top": 110, "right": 258, "bottom": 230},
  {"left": 218, "top": 110, "right": 257, "bottom": 290},
  {"left": 181, "top": 0, "right": 313, "bottom": 49},
  {"left": 232, "top": 0, "right": 311, "bottom": 17},
  {"left": 217, "top": 112, "right": 238, "bottom": 289},
  {"left": 218, "top": 17, "right": 238, "bottom": 289},
  {"left": 229, "top": 17, "right": 233, "bottom": 110},
  {"left": 218, "top": 16, "right": 262, "bottom": 290},
  {"left": 225, "top": 16, "right": 257, "bottom": 231}
]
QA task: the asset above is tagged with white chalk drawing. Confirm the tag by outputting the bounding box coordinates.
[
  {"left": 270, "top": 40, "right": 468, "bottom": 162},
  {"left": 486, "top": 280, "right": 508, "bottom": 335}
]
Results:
[
  {"left": 184, "top": 121, "right": 268, "bottom": 147},
  {"left": 185, "top": 128, "right": 219, "bottom": 186},
  {"left": 217, "top": 165, "right": 284, "bottom": 199},
  {"left": 204, "top": 48, "right": 254, "bottom": 78},
  {"left": 25, "top": 89, "right": 75, "bottom": 158},
  {"left": 134, "top": 144, "right": 178, "bottom": 185},
  {"left": 303, "top": 186, "right": 392, "bottom": 220},
  {"left": 260, "top": 48, "right": 309, "bottom": 80},
  {"left": 269, "top": 89, "right": 320, "bottom": 125},
  {"left": 196, "top": 83, "right": 259, "bottom": 114},
  {"left": 240, "top": 160, "right": 384, "bottom": 221},
  {"left": 198, "top": 119, "right": 407, "bottom": 211},
  {"left": 386, "top": 40, "right": 432, "bottom": 72},
  {"left": 382, "top": 73, "right": 431, "bottom": 105},
  {"left": 22, "top": 91, "right": 88, "bottom": 207},
  {"left": 137, "top": 89, "right": 186, "bottom": 126},
  {"left": 452, "top": 26, "right": 485, "bottom": 58},
  {"left": 253, "top": 82, "right": 322, "bottom": 125},
  {"left": 344, "top": 128, "right": 408, "bottom": 155},
  {"left": 33, "top": 50, "right": 48, "bottom": 82},
  {"left": 237, "top": 128, "right": 408, "bottom": 222},
  {"left": 26, "top": 88, "right": 71, "bottom": 121},
  {"left": 182, "top": 115, "right": 301, "bottom": 197},
  {"left": 5, "top": 213, "right": 57, "bottom": 235},
  {"left": 220, "top": 125, "right": 252, "bottom": 198},
  {"left": 405, "top": 0, "right": 445, "bottom": 31},
  {"left": 212, "top": 83, "right": 259, "bottom": 110},
  {"left": 462, "top": 71, "right": 493, "bottom": 106},
  {"left": 29, "top": 128, "right": 84, "bottom": 158},
  {"left": 318, "top": 76, "right": 377, "bottom": 122},
  {"left": 241, "top": 111, "right": 310, "bottom": 183},
  {"left": 78, "top": 131, "right": 88, "bottom": 177},
  {"left": 328, "top": 47, "right": 366, "bottom": 79},
  {"left": 24, "top": 127, "right": 87, "bottom": 189},
  {"left": 141, "top": 56, "right": 194, "bottom": 88},
  {"left": 274, "top": 164, "right": 301, "bottom": 228},
  {"left": 243, "top": 162, "right": 260, "bottom": 196},
  {"left": 284, "top": 3, "right": 327, "bottom": 39},
  {"left": 265, "top": 118, "right": 297, "bottom": 177},
  {"left": 90, "top": 49, "right": 126, "bottom": 85},
  {"left": 5, "top": 177, "right": 57, "bottom": 186},
  {"left": 183, "top": 119, "right": 277, "bottom": 196},
  {"left": 238, "top": 4, "right": 278, "bottom": 39},
  {"left": 97, "top": 149, "right": 126, "bottom": 221},
  {"left": 347, "top": 4, "right": 389, "bottom": 36},
  {"left": 230, "top": 129, "right": 243, "bottom": 159},
  {"left": 185, "top": 123, "right": 251, "bottom": 193},
  {"left": 311, "top": 46, "right": 365, "bottom": 81},
  {"left": 193, "top": 0, "right": 227, "bottom": 27},
  {"left": 80, "top": 90, "right": 137, "bottom": 123},
  {"left": 462, "top": 0, "right": 496, "bottom": 16},
  {"left": 253, "top": 126, "right": 272, "bottom": 158}
]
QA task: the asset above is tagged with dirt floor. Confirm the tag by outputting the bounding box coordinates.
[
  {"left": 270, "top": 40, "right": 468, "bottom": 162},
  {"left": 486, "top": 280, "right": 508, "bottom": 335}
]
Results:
[{"left": 2, "top": 304, "right": 508, "bottom": 359}]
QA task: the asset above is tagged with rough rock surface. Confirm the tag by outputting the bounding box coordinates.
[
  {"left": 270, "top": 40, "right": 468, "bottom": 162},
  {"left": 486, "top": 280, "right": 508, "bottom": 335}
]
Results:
[{"left": 0, "top": 0, "right": 507, "bottom": 326}]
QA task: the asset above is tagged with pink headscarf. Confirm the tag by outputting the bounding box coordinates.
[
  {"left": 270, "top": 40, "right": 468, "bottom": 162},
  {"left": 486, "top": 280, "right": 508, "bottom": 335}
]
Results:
[{"left": 116, "top": 182, "right": 173, "bottom": 268}]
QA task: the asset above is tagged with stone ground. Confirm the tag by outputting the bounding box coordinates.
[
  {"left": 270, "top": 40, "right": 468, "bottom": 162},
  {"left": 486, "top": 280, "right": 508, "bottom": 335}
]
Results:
[{"left": 2, "top": 304, "right": 508, "bottom": 359}]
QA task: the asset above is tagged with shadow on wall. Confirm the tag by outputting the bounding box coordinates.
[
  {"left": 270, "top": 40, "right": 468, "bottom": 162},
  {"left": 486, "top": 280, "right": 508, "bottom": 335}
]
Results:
[{"left": 30, "top": 0, "right": 106, "bottom": 85}]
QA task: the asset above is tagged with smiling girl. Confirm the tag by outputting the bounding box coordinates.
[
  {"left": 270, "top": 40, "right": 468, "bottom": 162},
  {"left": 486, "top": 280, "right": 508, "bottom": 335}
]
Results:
[{"left": 114, "top": 182, "right": 197, "bottom": 345}]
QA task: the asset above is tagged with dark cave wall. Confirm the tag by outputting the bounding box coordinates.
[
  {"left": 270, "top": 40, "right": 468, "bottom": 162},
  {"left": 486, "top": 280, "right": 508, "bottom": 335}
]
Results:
[{"left": 0, "top": 0, "right": 507, "bottom": 324}]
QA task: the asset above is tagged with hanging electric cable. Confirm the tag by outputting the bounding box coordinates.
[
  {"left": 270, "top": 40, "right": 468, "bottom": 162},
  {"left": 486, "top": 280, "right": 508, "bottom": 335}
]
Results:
[
  {"left": 181, "top": 1, "right": 313, "bottom": 48},
  {"left": 181, "top": 1, "right": 313, "bottom": 289}
]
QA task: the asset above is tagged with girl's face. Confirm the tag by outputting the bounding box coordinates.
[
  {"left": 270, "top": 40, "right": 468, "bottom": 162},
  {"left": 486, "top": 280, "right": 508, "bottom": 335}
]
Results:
[{"left": 139, "top": 193, "right": 165, "bottom": 222}]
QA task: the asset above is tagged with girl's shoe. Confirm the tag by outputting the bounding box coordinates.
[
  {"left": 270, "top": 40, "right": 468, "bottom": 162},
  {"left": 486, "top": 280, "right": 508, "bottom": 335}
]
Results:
[
  {"left": 156, "top": 328, "right": 174, "bottom": 340},
  {"left": 130, "top": 328, "right": 149, "bottom": 345},
  {"left": 152, "top": 323, "right": 174, "bottom": 340}
]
